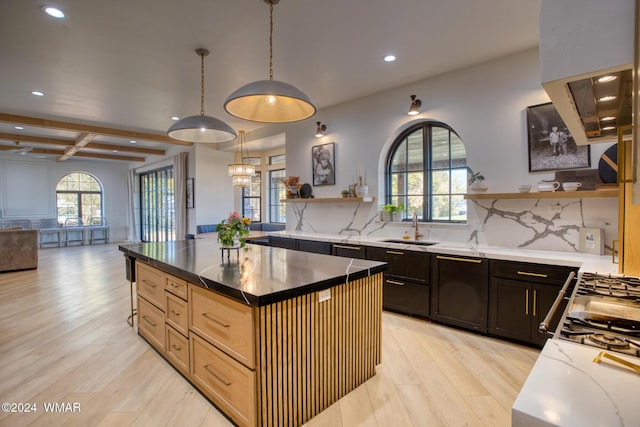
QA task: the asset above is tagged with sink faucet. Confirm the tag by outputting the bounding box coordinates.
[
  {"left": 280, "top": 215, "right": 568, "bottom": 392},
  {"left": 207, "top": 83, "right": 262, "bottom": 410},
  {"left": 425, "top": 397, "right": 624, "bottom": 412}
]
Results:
[{"left": 412, "top": 212, "right": 423, "bottom": 240}]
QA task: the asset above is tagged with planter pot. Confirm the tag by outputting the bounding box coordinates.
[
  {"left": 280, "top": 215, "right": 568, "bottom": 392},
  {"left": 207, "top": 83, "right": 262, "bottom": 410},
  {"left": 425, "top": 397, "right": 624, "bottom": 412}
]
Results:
[
  {"left": 381, "top": 211, "right": 401, "bottom": 222},
  {"left": 470, "top": 181, "right": 489, "bottom": 192}
]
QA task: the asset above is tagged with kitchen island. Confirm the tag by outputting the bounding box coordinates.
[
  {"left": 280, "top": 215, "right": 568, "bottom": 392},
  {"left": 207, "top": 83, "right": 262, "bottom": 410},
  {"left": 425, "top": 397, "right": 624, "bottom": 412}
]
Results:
[{"left": 119, "top": 239, "right": 385, "bottom": 427}]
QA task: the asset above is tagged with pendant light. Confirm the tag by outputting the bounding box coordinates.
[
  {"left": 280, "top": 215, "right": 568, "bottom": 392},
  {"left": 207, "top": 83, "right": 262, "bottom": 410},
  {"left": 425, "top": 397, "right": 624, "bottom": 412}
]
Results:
[
  {"left": 167, "top": 48, "right": 237, "bottom": 143},
  {"left": 228, "top": 130, "right": 255, "bottom": 187},
  {"left": 223, "top": 0, "right": 316, "bottom": 123},
  {"left": 408, "top": 95, "right": 421, "bottom": 115}
]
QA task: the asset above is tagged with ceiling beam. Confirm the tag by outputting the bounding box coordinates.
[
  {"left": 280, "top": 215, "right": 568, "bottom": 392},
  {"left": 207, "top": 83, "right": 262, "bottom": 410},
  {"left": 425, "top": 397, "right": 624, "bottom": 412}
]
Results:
[
  {"left": 0, "top": 132, "right": 74, "bottom": 147},
  {"left": 86, "top": 142, "right": 165, "bottom": 155},
  {"left": 59, "top": 133, "right": 97, "bottom": 161},
  {"left": 0, "top": 113, "right": 192, "bottom": 146},
  {"left": 0, "top": 146, "right": 144, "bottom": 161},
  {"left": 0, "top": 132, "right": 165, "bottom": 155}
]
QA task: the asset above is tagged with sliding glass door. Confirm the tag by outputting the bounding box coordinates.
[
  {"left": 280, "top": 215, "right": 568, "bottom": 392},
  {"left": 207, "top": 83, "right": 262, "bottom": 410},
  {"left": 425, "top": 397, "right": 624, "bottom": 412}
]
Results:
[{"left": 140, "top": 167, "right": 175, "bottom": 242}]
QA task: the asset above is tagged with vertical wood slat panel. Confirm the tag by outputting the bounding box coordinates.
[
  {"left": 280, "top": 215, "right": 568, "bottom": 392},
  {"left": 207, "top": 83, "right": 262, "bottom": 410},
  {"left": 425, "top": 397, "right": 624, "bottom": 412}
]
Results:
[{"left": 257, "top": 273, "right": 382, "bottom": 426}]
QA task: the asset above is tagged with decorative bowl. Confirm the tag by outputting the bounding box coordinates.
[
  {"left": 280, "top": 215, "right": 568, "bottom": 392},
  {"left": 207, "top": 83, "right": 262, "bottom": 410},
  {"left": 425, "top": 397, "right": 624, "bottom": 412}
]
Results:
[
  {"left": 518, "top": 185, "right": 531, "bottom": 193},
  {"left": 562, "top": 182, "right": 581, "bottom": 192}
]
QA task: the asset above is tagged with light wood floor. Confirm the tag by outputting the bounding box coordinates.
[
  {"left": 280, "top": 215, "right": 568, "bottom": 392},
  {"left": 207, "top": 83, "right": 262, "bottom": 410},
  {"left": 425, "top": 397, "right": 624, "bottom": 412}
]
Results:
[{"left": 0, "top": 244, "right": 540, "bottom": 427}]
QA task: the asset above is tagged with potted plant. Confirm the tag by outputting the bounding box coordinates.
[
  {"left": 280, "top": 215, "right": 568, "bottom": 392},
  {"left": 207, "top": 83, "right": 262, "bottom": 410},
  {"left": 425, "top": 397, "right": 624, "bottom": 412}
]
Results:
[
  {"left": 281, "top": 176, "right": 300, "bottom": 198},
  {"left": 341, "top": 190, "right": 350, "bottom": 198},
  {"left": 216, "top": 211, "right": 251, "bottom": 248},
  {"left": 468, "top": 167, "right": 488, "bottom": 192},
  {"left": 381, "top": 203, "right": 405, "bottom": 222}
]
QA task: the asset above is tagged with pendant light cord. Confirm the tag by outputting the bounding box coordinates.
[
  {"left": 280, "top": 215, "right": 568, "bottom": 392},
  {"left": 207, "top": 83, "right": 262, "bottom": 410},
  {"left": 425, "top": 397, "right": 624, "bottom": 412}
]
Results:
[
  {"left": 269, "top": 1, "right": 274, "bottom": 81},
  {"left": 200, "top": 51, "right": 206, "bottom": 116}
]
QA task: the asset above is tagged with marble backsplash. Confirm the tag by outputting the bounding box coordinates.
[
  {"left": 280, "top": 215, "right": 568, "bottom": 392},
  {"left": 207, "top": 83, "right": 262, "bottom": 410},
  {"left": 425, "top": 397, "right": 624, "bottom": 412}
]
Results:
[{"left": 285, "top": 196, "right": 618, "bottom": 254}]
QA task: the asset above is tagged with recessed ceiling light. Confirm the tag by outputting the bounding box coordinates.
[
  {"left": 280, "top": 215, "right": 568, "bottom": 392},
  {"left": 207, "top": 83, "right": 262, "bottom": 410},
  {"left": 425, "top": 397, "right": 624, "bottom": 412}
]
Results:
[
  {"left": 31, "top": 91, "right": 45, "bottom": 96},
  {"left": 602, "top": 126, "right": 615, "bottom": 131},
  {"left": 112, "top": 150, "right": 119, "bottom": 153},
  {"left": 597, "top": 75, "right": 617, "bottom": 83},
  {"left": 598, "top": 95, "right": 617, "bottom": 102},
  {"left": 15, "top": 126, "right": 24, "bottom": 130},
  {"left": 601, "top": 116, "right": 616, "bottom": 121},
  {"left": 170, "top": 116, "right": 180, "bottom": 121},
  {"left": 43, "top": 6, "right": 65, "bottom": 18},
  {"left": 384, "top": 55, "right": 396, "bottom": 62},
  {"left": 129, "top": 140, "right": 137, "bottom": 144}
]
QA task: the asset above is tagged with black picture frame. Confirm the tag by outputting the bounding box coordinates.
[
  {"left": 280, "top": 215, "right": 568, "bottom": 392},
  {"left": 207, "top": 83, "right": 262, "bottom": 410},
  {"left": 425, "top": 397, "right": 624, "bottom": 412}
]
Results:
[
  {"left": 312, "top": 142, "right": 335, "bottom": 186},
  {"left": 186, "top": 178, "right": 194, "bottom": 209},
  {"left": 526, "top": 102, "right": 591, "bottom": 172}
]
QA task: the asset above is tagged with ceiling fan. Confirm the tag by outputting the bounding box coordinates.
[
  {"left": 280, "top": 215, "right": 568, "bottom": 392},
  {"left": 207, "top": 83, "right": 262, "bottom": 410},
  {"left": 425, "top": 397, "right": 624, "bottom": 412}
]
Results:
[{"left": 10, "top": 141, "right": 33, "bottom": 155}]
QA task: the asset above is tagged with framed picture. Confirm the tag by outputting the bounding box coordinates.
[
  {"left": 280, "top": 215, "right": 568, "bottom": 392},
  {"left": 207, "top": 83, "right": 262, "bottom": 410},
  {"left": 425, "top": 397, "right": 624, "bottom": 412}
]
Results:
[
  {"left": 312, "top": 142, "right": 335, "bottom": 186},
  {"left": 526, "top": 102, "right": 591, "bottom": 172},
  {"left": 186, "top": 178, "right": 194, "bottom": 209}
]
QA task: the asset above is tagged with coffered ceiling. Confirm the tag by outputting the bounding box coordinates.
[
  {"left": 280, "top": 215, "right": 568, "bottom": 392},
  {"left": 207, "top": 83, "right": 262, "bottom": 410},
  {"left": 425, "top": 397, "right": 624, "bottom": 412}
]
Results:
[{"left": 0, "top": 0, "right": 540, "bottom": 163}]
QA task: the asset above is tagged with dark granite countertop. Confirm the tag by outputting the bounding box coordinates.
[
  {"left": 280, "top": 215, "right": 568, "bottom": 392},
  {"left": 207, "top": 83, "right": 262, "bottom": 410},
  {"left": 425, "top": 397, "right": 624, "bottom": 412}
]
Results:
[{"left": 119, "top": 239, "right": 386, "bottom": 306}]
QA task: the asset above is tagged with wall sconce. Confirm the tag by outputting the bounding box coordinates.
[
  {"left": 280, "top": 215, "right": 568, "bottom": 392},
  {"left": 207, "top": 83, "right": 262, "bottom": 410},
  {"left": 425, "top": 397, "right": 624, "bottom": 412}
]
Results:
[
  {"left": 408, "top": 95, "right": 422, "bottom": 115},
  {"left": 315, "top": 122, "right": 327, "bottom": 137}
]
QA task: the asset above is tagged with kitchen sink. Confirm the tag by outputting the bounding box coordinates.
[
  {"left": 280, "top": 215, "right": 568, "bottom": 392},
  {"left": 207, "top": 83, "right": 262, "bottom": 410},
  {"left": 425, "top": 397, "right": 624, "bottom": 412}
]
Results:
[{"left": 382, "top": 239, "right": 437, "bottom": 246}]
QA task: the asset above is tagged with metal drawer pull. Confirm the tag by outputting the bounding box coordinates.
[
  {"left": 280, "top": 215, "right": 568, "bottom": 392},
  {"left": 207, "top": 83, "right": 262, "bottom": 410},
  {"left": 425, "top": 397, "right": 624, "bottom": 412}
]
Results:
[
  {"left": 142, "top": 279, "right": 157, "bottom": 288},
  {"left": 334, "top": 244, "right": 362, "bottom": 250},
  {"left": 533, "top": 290, "right": 537, "bottom": 317},
  {"left": 171, "top": 309, "right": 180, "bottom": 316},
  {"left": 539, "top": 271, "right": 575, "bottom": 335},
  {"left": 436, "top": 255, "right": 482, "bottom": 264},
  {"left": 525, "top": 289, "right": 529, "bottom": 316},
  {"left": 517, "top": 271, "right": 548, "bottom": 278},
  {"left": 142, "top": 315, "right": 157, "bottom": 327},
  {"left": 172, "top": 343, "right": 182, "bottom": 351},
  {"left": 386, "top": 279, "right": 405, "bottom": 286},
  {"left": 386, "top": 250, "right": 404, "bottom": 255},
  {"left": 204, "top": 365, "right": 232, "bottom": 385},
  {"left": 593, "top": 351, "right": 640, "bottom": 375},
  {"left": 202, "top": 312, "right": 230, "bottom": 328}
]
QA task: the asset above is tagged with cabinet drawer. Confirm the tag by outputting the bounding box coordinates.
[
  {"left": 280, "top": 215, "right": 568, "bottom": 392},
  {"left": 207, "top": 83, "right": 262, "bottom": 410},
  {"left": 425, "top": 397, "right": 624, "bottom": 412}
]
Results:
[
  {"left": 166, "top": 325, "right": 189, "bottom": 373},
  {"left": 189, "top": 285, "right": 255, "bottom": 369},
  {"left": 297, "top": 239, "right": 332, "bottom": 254},
  {"left": 332, "top": 244, "right": 367, "bottom": 259},
  {"left": 165, "top": 273, "right": 188, "bottom": 299},
  {"left": 166, "top": 292, "right": 188, "bottom": 335},
  {"left": 190, "top": 334, "right": 256, "bottom": 427},
  {"left": 138, "top": 296, "right": 165, "bottom": 351},
  {"left": 383, "top": 278, "right": 430, "bottom": 317},
  {"left": 490, "top": 260, "right": 577, "bottom": 285},
  {"left": 136, "top": 263, "right": 165, "bottom": 309}
]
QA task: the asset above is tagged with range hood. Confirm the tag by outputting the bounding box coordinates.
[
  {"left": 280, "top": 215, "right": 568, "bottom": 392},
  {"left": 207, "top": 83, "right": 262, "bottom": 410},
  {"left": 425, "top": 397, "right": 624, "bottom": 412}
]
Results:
[{"left": 539, "top": 0, "right": 635, "bottom": 146}]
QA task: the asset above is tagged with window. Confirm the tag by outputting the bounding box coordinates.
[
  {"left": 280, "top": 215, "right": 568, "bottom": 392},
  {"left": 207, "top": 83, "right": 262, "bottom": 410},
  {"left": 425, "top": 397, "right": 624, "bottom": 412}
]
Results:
[
  {"left": 269, "top": 154, "right": 286, "bottom": 165},
  {"left": 269, "top": 169, "right": 286, "bottom": 223},
  {"left": 140, "top": 167, "right": 175, "bottom": 242},
  {"left": 242, "top": 172, "right": 261, "bottom": 222},
  {"left": 386, "top": 121, "right": 467, "bottom": 222},
  {"left": 56, "top": 172, "right": 103, "bottom": 226}
]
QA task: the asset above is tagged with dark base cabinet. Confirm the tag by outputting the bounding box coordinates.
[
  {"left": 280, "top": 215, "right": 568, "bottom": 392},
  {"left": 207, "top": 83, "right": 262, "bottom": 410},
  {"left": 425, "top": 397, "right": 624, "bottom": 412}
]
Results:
[
  {"left": 431, "top": 254, "right": 489, "bottom": 332},
  {"left": 489, "top": 260, "right": 577, "bottom": 347},
  {"left": 332, "top": 243, "right": 367, "bottom": 259},
  {"left": 268, "top": 236, "right": 298, "bottom": 250},
  {"left": 382, "top": 278, "right": 430, "bottom": 317},
  {"left": 367, "top": 246, "right": 430, "bottom": 317},
  {"left": 297, "top": 239, "right": 332, "bottom": 255}
]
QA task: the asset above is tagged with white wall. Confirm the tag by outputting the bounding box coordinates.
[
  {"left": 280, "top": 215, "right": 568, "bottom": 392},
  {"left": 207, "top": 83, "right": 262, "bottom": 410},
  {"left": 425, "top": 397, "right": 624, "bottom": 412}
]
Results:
[
  {"left": 0, "top": 155, "right": 129, "bottom": 241},
  {"left": 248, "top": 48, "right": 618, "bottom": 252},
  {"left": 193, "top": 144, "right": 235, "bottom": 233}
]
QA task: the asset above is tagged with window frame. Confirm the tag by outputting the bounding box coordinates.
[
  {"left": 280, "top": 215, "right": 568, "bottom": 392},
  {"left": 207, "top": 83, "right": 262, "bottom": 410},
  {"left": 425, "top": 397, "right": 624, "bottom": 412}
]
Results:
[
  {"left": 385, "top": 121, "right": 467, "bottom": 223},
  {"left": 55, "top": 172, "right": 104, "bottom": 226}
]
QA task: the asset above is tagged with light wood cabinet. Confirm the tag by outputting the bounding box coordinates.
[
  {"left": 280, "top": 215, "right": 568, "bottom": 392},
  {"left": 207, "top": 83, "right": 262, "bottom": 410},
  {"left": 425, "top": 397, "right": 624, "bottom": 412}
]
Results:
[
  {"left": 137, "top": 295, "right": 165, "bottom": 351},
  {"left": 165, "top": 273, "right": 188, "bottom": 299},
  {"left": 165, "top": 292, "right": 188, "bottom": 336},
  {"left": 136, "top": 262, "right": 164, "bottom": 309},
  {"left": 190, "top": 333, "right": 257, "bottom": 427},
  {"left": 133, "top": 260, "right": 383, "bottom": 427},
  {"left": 189, "top": 285, "right": 256, "bottom": 369}
]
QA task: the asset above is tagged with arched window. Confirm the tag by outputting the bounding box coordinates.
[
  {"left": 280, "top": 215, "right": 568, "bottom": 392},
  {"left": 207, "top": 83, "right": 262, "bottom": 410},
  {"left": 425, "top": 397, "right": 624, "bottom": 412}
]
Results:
[
  {"left": 56, "top": 172, "right": 103, "bottom": 226},
  {"left": 386, "top": 121, "right": 467, "bottom": 222}
]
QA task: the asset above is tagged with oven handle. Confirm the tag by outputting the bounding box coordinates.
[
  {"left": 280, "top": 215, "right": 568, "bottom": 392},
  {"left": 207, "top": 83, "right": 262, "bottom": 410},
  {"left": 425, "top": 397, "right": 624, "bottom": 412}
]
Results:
[{"left": 539, "top": 271, "right": 576, "bottom": 336}]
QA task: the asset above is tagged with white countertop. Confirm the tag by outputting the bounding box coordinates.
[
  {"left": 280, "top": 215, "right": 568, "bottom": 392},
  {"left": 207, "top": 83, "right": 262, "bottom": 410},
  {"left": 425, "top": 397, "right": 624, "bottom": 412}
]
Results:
[
  {"left": 269, "top": 230, "right": 619, "bottom": 275},
  {"left": 512, "top": 339, "right": 640, "bottom": 427}
]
